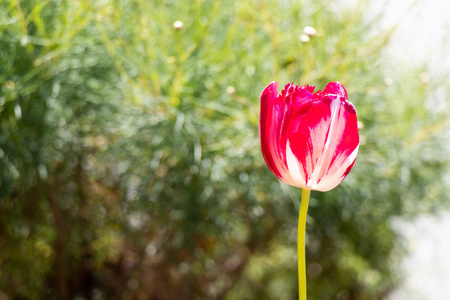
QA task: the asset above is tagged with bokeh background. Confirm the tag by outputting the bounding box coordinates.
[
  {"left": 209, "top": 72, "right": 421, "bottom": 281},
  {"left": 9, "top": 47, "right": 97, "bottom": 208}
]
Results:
[{"left": 1, "top": 0, "right": 449, "bottom": 299}]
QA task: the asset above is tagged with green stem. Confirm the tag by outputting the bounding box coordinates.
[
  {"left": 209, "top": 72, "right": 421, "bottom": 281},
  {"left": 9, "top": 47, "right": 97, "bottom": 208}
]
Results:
[{"left": 298, "top": 188, "right": 311, "bottom": 300}]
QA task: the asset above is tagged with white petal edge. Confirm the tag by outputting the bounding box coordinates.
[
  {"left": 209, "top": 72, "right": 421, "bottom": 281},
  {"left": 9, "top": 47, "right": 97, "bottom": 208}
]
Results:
[
  {"left": 313, "top": 144, "right": 359, "bottom": 192},
  {"left": 286, "top": 140, "right": 309, "bottom": 189}
]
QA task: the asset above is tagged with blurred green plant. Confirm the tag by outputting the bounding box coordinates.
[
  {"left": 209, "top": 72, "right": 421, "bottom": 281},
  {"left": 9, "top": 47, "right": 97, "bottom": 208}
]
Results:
[{"left": 0, "top": 0, "right": 448, "bottom": 299}]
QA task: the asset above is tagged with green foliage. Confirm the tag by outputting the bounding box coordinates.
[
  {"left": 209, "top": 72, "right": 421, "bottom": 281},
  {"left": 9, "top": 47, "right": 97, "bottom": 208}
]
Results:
[{"left": 0, "top": 0, "right": 448, "bottom": 299}]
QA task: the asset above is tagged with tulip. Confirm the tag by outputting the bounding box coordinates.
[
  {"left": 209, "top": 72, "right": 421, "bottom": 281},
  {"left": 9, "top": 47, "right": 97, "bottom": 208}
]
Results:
[
  {"left": 259, "top": 81, "right": 359, "bottom": 300},
  {"left": 259, "top": 81, "right": 359, "bottom": 192}
]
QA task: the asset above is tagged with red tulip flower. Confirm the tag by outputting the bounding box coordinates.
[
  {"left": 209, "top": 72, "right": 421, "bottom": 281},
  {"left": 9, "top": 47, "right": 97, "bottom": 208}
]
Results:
[
  {"left": 259, "top": 81, "right": 359, "bottom": 192},
  {"left": 259, "top": 81, "right": 359, "bottom": 300}
]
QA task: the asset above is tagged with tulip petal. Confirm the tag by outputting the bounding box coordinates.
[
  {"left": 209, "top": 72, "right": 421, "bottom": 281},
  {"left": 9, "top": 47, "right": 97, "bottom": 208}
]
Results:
[
  {"left": 279, "top": 86, "right": 317, "bottom": 169},
  {"left": 312, "top": 98, "right": 359, "bottom": 191},
  {"left": 259, "top": 82, "right": 294, "bottom": 185},
  {"left": 287, "top": 96, "right": 359, "bottom": 191},
  {"left": 322, "top": 81, "right": 348, "bottom": 99},
  {"left": 286, "top": 101, "right": 329, "bottom": 188}
]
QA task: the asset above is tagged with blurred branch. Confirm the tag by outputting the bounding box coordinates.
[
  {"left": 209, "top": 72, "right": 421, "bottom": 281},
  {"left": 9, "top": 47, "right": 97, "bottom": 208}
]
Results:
[{"left": 47, "top": 172, "right": 69, "bottom": 300}]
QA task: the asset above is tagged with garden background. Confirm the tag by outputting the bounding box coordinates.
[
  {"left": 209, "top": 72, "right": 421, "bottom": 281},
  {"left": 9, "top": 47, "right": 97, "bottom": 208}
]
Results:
[{"left": 1, "top": 0, "right": 449, "bottom": 299}]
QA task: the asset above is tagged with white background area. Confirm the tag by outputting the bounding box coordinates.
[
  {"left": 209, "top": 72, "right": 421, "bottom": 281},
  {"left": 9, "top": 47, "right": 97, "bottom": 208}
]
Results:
[{"left": 390, "top": 212, "right": 450, "bottom": 300}]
